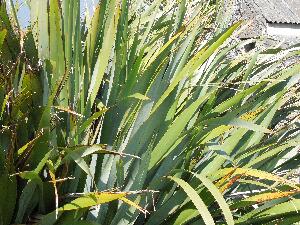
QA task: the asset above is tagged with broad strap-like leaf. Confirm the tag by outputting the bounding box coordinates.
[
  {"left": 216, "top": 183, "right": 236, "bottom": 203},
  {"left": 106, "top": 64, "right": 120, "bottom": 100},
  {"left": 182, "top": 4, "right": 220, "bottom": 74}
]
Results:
[
  {"left": 211, "top": 167, "right": 300, "bottom": 190},
  {"left": 87, "top": 0, "right": 120, "bottom": 106},
  {"left": 151, "top": 22, "right": 242, "bottom": 113},
  {"left": 168, "top": 176, "right": 215, "bottom": 225},
  {"left": 38, "top": 192, "right": 131, "bottom": 225},
  {"left": 192, "top": 173, "right": 234, "bottom": 225},
  {"left": 236, "top": 199, "right": 300, "bottom": 224},
  {"left": 60, "top": 192, "right": 127, "bottom": 211},
  {"left": 149, "top": 94, "right": 210, "bottom": 169}
]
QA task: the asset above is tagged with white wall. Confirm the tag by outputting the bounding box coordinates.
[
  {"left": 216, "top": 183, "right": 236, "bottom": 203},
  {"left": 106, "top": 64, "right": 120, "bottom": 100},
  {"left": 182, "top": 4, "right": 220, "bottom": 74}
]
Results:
[{"left": 267, "top": 22, "right": 300, "bottom": 37}]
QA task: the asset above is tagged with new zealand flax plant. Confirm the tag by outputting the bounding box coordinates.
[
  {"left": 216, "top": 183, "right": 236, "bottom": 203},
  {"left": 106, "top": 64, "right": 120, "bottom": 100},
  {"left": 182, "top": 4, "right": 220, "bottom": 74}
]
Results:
[{"left": 0, "top": 0, "right": 300, "bottom": 224}]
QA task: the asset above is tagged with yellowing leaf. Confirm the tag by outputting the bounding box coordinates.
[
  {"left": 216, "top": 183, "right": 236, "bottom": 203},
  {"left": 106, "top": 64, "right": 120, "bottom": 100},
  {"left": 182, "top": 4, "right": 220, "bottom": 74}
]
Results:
[
  {"left": 53, "top": 106, "right": 83, "bottom": 117},
  {"left": 60, "top": 192, "right": 127, "bottom": 211},
  {"left": 120, "top": 197, "right": 148, "bottom": 215},
  {"left": 239, "top": 107, "right": 265, "bottom": 121},
  {"left": 242, "top": 191, "right": 300, "bottom": 204},
  {"left": 17, "top": 130, "right": 44, "bottom": 156},
  {"left": 213, "top": 168, "right": 300, "bottom": 190}
]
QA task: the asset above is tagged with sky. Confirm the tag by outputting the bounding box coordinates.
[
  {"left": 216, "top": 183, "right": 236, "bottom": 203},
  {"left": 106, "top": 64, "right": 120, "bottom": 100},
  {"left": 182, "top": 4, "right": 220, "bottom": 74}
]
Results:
[{"left": 11, "top": 0, "right": 98, "bottom": 28}]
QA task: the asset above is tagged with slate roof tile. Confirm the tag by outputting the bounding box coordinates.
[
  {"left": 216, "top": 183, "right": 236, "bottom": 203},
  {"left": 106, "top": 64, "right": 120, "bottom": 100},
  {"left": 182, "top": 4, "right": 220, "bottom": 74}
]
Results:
[{"left": 246, "top": 0, "right": 300, "bottom": 24}]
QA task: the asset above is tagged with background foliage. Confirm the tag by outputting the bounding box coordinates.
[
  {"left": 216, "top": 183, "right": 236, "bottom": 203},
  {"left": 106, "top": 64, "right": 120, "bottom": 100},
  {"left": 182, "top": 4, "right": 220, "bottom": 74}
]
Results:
[{"left": 0, "top": 0, "right": 300, "bottom": 224}]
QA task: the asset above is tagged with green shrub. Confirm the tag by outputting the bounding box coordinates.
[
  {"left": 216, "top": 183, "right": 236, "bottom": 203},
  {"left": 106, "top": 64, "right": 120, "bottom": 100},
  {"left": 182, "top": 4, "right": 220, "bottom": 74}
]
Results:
[{"left": 0, "top": 0, "right": 299, "bottom": 224}]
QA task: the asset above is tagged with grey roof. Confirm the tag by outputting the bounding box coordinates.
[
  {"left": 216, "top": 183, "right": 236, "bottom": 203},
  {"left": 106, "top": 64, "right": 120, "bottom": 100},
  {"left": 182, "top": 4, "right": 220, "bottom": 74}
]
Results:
[{"left": 245, "top": 0, "right": 300, "bottom": 24}]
